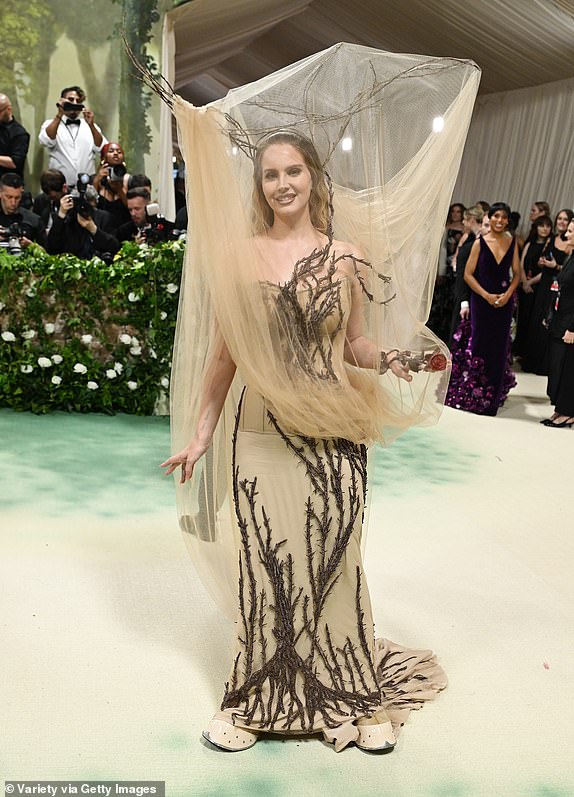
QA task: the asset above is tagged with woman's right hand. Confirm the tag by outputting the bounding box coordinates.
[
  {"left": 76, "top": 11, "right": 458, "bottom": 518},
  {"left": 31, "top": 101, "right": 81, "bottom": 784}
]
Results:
[
  {"left": 160, "top": 438, "right": 211, "bottom": 483},
  {"left": 486, "top": 292, "right": 502, "bottom": 306}
]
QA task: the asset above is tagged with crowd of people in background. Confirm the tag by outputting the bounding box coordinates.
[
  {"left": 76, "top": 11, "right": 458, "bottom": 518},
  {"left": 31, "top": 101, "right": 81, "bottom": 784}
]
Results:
[
  {"left": 1, "top": 85, "right": 572, "bottom": 427},
  {"left": 0, "top": 84, "right": 188, "bottom": 262},
  {"left": 431, "top": 200, "right": 574, "bottom": 428}
]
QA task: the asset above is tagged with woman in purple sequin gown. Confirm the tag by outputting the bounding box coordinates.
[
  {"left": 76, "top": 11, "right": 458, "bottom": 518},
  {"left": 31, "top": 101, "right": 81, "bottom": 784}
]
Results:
[{"left": 446, "top": 203, "right": 521, "bottom": 416}]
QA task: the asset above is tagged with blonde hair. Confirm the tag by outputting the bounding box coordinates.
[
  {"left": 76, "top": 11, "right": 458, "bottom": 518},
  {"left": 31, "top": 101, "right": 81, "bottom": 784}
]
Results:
[
  {"left": 463, "top": 205, "right": 484, "bottom": 224},
  {"left": 252, "top": 131, "right": 330, "bottom": 234}
]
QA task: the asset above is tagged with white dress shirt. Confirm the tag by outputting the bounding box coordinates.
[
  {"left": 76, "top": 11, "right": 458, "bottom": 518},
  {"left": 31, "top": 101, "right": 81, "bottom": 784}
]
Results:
[{"left": 38, "top": 118, "right": 107, "bottom": 187}]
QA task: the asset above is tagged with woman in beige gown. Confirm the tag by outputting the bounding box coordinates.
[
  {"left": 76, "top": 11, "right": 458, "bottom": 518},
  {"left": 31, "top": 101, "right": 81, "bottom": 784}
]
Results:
[{"left": 162, "top": 131, "right": 447, "bottom": 753}]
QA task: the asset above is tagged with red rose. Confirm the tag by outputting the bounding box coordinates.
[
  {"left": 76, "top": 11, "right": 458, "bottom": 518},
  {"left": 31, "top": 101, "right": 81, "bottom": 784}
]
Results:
[{"left": 425, "top": 351, "right": 448, "bottom": 372}]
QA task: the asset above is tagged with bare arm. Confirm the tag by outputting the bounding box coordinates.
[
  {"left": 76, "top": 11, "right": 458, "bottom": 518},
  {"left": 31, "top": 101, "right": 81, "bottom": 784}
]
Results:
[
  {"left": 44, "top": 106, "right": 65, "bottom": 141},
  {"left": 499, "top": 239, "right": 521, "bottom": 305},
  {"left": 82, "top": 108, "right": 103, "bottom": 147},
  {"left": 343, "top": 255, "right": 412, "bottom": 382},
  {"left": 161, "top": 335, "right": 236, "bottom": 482}
]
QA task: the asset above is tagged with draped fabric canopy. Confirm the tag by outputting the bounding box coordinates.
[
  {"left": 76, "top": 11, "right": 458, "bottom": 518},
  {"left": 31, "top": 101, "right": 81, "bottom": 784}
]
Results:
[
  {"left": 163, "top": 44, "right": 479, "bottom": 616},
  {"left": 158, "top": 0, "right": 574, "bottom": 223}
]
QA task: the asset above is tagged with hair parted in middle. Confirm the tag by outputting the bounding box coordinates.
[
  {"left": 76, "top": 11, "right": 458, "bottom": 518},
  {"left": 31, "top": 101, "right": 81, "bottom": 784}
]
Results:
[{"left": 252, "top": 130, "right": 331, "bottom": 235}]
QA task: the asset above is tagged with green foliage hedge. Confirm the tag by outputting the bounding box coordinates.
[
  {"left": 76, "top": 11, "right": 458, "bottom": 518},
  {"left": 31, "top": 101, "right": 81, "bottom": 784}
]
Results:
[{"left": 0, "top": 240, "right": 183, "bottom": 414}]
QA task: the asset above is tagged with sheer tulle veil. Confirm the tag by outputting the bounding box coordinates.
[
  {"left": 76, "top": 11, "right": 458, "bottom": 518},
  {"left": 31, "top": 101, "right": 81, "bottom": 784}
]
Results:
[{"left": 146, "top": 44, "right": 480, "bottom": 616}]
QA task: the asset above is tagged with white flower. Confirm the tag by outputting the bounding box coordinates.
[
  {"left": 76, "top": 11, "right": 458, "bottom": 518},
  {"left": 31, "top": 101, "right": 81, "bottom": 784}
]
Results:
[
  {"left": 130, "top": 346, "right": 142, "bottom": 356},
  {"left": 20, "top": 364, "right": 34, "bottom": 374},
  {"left": 0, "top": 301, "right": 5, "bottom": 311},
  {"left": 149, "top": 347, "right": 157, "bottom": 359},
  {"left": 160, "top": 376, "right": 169, "bottom": 389},
  {"left": 160, "top": 311, "right": 167, "bottom": 320},
  {"left": 130, "top": 336, "right": 139, "bottom": 346},
  {"left": 87, "top": 381, "right": 99, "bottom": 390},
  {"left": 51, "top": 354, "right": 63, "bottom": 364},
  {"left": 128, "top": 292, "right": 140, "bottom": 302},
  {"left": 166, "top": 283, "right": 178, "bottom": 294},
  {"left": 1, "top": 331, "right": 16, "bottom": 342},
  {"left": 113, "top": 362, "right": 124, "bottom": 374},
  {"left": 37, "top": 357, "right": 52, "bottom": 368},
  {"left": 25, "top": 288, "right": 36, "bottom": 298},
  {"left": 119, "top": 333, "right": 132, "bottom": 345},
  {"left": 106, "top": 369, "right": 117, "bottom": 379},
  {"left": 44, "top": 323, "right": 56, "bottom": 334},
  {"left": 81, "top": 334, "right": 93, "bottom": 344},
  {"left": 73, "top": 363, "right": 88, "bottom": 374},
  {"left": 22, "top": 330, "right": 36, "bottom": 340},
  {"left": 51, "top": 375, "right": 62, "bottom": 386},
  {"left": 127, "top": 381, "right": 138, "bottom": 391}
]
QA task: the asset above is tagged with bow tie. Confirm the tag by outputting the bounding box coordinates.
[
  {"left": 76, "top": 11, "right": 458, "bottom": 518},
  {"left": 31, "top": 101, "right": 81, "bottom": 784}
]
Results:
[{"left": 65, "top": 118, "right": 81, "bottom": 126}]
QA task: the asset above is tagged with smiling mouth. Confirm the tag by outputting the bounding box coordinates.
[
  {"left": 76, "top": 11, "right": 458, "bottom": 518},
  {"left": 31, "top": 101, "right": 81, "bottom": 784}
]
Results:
[{"left": 275, "top": 194, "right": 296, "bottom": 204}]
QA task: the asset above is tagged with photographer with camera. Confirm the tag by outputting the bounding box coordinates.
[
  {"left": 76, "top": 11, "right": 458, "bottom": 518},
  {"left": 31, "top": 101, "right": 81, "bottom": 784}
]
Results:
[
  {"left": 0, "top": 173, "right": 46, "bottom": 254},
  {"left": 116, "top": 188, "right": 173, "bottom": 245},
  {"left": 92, "top": 142, "right": 131, "bottom": 229},
  {"left": 46, "top": 176, "right": 119, "bottom": 261},
  {"left": 33, "top": 169, "right": 69, "bottom": 233},
  {"left": 38, "top": 86, "right": 107, "bottom": 187}
]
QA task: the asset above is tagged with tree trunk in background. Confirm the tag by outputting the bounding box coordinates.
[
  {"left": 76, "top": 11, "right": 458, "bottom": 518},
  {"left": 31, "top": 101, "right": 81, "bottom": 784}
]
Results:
[{"left": 119, "top": 0, "right": 159, "bottom": 175}]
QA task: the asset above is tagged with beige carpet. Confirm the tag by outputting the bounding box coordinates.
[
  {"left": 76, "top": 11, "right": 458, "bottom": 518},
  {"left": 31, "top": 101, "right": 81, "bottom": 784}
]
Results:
[{"left": 1, "top": 372, "right": 572, "bottom": 796}]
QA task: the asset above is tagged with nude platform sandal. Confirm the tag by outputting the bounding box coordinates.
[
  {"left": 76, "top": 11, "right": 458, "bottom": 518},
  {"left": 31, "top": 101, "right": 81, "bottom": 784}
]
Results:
[{"left": 202, "top": 717, "right": 259, "bottom": 751}]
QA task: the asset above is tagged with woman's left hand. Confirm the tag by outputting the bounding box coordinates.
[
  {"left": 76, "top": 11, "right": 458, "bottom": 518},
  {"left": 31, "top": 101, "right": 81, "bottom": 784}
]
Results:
[
  {"left": 563, "top": 330, "right": 574, "bottom": 345},
  {"left": 493, "top": 293, "right": 509, "bottom": 308}
]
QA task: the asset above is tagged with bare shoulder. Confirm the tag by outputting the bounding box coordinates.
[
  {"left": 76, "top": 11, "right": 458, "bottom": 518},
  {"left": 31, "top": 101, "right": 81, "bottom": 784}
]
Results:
[
  {"left": 330, "top": 238, "right": 365, "bottom": 260},
  {"left": 330, "top": 240, "right": 367, "bottom": 282}
]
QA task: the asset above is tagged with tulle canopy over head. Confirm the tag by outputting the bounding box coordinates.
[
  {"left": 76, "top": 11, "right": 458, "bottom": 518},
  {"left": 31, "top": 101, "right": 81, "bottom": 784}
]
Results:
[{"left": 161, "top": 43, "right": 480, "bottom": 615}]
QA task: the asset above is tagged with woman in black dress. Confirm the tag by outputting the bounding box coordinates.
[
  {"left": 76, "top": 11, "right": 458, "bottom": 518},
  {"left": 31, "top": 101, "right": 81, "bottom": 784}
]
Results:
[
  {"left": 448, "top": 205, "right": 485, "bottom": 347},
  {"left": 543, "top": 218, "right": 574, "bottom": 428},
  {"left": 514, "top": 214, "right": 553, "bottom": 361},
  {"left": 92, "top": 142, "right": 131, "bottom": 229},
  {"left": 522, "top": 209, "right": 574, "bottom": 374}
]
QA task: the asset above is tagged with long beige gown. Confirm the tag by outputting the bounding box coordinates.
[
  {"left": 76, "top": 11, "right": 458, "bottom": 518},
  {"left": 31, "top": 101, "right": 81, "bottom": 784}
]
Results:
[{"left": 217, "top": 268, "right": 447, "bottom": 751}]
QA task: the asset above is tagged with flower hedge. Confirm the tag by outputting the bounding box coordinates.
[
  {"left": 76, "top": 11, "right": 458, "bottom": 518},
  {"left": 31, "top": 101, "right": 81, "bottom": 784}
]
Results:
[{"left": 0, "top": 240, "right": 184, "bottom": 414}]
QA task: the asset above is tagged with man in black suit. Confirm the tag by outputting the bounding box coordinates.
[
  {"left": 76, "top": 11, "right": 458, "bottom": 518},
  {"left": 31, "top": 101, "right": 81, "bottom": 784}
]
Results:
[
  {"left": 0, "top": 93, "right": 30, "bottom": 178},
  {"left": 0, "top": 173, "right": 46, "bottom": 249}
]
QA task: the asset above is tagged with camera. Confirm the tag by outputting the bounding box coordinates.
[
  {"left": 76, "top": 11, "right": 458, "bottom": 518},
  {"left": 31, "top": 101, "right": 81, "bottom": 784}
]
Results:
[
  {"left": 70, "top": 173, "right": 94, "bottom": 220},
  {"left": 0, "top": 222, "right": 27, "bottom": 256},
  {"left": 61, "top": 101, "right": 84, "bottom": 112},
  {"left": 139, "top": 203, "right": 172, "bottom": 244},
  {"left": 107, "top": 163, "right": 127, "bottom": 183}
]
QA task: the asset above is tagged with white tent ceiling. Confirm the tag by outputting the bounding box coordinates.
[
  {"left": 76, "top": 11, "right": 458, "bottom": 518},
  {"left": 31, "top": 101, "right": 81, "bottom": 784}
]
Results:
[{"left": 167, "top": 0, "right": 574, "bottom": 103}]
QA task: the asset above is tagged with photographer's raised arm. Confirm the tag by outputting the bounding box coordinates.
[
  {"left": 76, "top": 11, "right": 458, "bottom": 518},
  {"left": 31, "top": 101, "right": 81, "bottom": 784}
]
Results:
[
  {"left": 82, "top": 108, "right": 103, "bottom": 148},
  {"left": 43, "top": 99, "right": 73, "bottom": 141},
  {"left": 161, "top": 335, "right": 237, "bottom": 483}
]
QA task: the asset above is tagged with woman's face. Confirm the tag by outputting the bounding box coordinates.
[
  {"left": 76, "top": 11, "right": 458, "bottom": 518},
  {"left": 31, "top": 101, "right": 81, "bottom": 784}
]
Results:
[
  {"left": 489, "top": 210, "right": 508, "bottom": 233},
  {"left": 556, "top": 212, "right": 570, "bottom": 233},
  {"left": 480, "top": 214, "right": 490, "bottom": 235},
  {"left": 537, "top": 222, "right": 552, "bottom": 239},
  {"left": 529, "top": 204, "right": 544, "bottom": 222},
  {"left": 105, "top": 144, "right": 124, "bottom": 165},
  {"left": 565, "top": 220, "right": 574, "bottom": 244},
  {"left": 260, "top": 143, "right": 312, "bottom": 220},
  {"left": 450, "top": 205, "right": 463, "bottom": 223}
]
